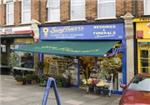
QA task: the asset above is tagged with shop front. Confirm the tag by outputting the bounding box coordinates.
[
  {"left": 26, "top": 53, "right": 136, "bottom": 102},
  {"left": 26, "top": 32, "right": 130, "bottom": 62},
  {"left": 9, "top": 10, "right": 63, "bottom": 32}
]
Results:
[
  {"left": 15, "top": 22, "right": 126, "bottom": 94},
  {"left": 134, "top": 18, "right": 150, "bottom": 74},
  {"left": 0, "top": 25, "right": 35, "bottom": 74}
]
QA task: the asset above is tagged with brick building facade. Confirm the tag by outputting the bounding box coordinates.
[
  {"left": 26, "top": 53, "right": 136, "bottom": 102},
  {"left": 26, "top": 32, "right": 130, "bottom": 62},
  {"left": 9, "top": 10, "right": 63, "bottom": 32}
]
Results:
[
  {"left": 0, "top": 0, "right": 147, "bottom": 26},
  {"left": 0, "top": 0, "right": 149, "bottom": 85}
]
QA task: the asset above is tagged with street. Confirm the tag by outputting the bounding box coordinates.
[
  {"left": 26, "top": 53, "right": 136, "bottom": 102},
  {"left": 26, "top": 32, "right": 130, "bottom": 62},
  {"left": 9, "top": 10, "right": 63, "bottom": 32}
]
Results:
[{"left": 0, "top": 75, "right": 120, "bottom": 105}]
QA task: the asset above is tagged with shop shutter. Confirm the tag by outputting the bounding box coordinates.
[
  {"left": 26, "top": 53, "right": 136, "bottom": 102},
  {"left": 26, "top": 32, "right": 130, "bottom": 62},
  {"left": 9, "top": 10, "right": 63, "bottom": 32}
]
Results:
[
  {"left": 97, "top": 0, "right": 116, "bottom": 19},
  {"left": 70, "top": 0, "right": 85, "bottom": 21},
  {"left": 47, "top": 0, "right": 60, "bottom": 22}
]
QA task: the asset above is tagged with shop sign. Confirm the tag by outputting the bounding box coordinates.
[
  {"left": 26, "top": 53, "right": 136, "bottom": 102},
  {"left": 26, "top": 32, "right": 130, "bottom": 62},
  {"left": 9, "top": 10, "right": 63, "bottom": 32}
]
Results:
[
  {"left": 2, "top": 26, "right": 32, "bottom": 35},
  {"left": 136, "top": 22, "right": 150, "bottom": 39},
  {"left": 40, "top": 23, "right": 124, "bottom": 40},
  {"left": 134, "top": 18, "right": 150, "bottom": 22}
]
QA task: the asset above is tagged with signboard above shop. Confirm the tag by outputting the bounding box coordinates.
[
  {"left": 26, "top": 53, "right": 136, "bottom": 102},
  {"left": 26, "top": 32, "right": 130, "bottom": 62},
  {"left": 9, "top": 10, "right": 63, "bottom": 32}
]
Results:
[
  {"left": 136, "top": 22, "right": 150, "bottom": 39},
  {"left": 134, "top": 18, "right": 150, "bottom": 39},
  {"left": 0, "top": 25, "right": 32, "bottom": 35},
  {"left": 40, "top": 23, "right": 125, "bottom": 40}
]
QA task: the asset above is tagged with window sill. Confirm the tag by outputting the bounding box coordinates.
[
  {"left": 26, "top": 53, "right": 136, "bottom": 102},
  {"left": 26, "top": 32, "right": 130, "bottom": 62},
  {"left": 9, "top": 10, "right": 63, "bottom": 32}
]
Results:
[
  {"left": 45, "top": 21, "right": 61, "bottom": 24},
  {"left": 143, "top": 14, "right": 150, "bottom": 17},
  {"left": 68, "top": 19, "right": 87, "bottom": 22},
  {"left": 19, "top": 23, "right": 31, "bottom": 26},
  {"left": 3, "top": 24, "right": 15, "bottom": 27},
  {"left": 95, "top": 17, "right": 117, "bottom": 20}
]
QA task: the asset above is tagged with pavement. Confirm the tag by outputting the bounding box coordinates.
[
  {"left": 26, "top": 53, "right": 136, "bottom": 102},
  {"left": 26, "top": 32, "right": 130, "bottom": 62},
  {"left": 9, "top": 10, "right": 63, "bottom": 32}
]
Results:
[{"left": 0, "top": 75, "right": 121, "bottom": 105}]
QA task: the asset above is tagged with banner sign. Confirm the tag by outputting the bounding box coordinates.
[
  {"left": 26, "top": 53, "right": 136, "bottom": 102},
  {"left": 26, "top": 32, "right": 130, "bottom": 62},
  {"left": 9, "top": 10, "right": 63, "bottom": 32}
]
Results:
[{"left": 40, "top": 23, "right": 124, "bottom": 40}]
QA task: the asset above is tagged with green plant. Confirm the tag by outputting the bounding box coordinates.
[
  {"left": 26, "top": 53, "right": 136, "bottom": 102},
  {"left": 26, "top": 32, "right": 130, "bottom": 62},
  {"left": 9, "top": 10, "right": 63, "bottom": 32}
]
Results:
[
  {"left": 38, "top": 74, "right": 48, "bottom": 86},
  {"left": 25, "top": 74, "right": 33, "bottom": 80},
  {"left": 14, "top": 75, "right": 23, "bottom": 82},
  {"left": 55, "top": 75, "right": 63, "bottom": 87},
  {"left": 9, "top": 53, "right": 20, "bottom": 68},
  {"left": 37, "top": 62, "right": 45, "bottom": 70}
]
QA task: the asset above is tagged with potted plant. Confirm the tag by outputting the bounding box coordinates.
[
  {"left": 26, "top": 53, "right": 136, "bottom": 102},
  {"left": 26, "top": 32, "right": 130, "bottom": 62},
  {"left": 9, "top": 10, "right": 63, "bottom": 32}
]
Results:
[
  {"left": 39, "top": 74, "right": 48, "bottom": 87},
  {"left": 55, "top": 75, "right": 63, "bottom": 87},
  {"left": 14, "top": 75, "right": 24, "bottom": 85}
]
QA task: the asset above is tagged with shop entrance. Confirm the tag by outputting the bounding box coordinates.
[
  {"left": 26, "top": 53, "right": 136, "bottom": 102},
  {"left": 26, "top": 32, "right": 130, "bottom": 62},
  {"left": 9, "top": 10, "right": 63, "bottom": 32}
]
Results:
[{"left": 138, "top": 42, "right": 150, "bottom": 73}]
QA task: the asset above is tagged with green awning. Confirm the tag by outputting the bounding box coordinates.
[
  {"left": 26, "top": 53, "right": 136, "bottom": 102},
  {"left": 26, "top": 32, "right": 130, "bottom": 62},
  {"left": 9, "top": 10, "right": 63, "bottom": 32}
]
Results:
[{"left": 14, "top": 41, "right": 118, "bottom": 56}]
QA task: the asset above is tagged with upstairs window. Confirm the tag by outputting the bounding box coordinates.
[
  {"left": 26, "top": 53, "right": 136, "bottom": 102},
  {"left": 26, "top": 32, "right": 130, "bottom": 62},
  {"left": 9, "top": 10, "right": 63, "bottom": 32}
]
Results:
[
  {"left": 22, "top": 0, "right": 31, "bottom": 23},
  {"left": 6, "top": 0, "right": 14, "bottom": 25},
  {"left": 97, "top": 0, "right": 116, "bottom": 19},
  {"left": 144, "top": 0, "right": 150, "bottom": 15},
  {"left": 70, "top": 0, "right": 85, "bottom": 21},
  {"left": 47, "top": 0, "right": 60, "bottom": 22}
]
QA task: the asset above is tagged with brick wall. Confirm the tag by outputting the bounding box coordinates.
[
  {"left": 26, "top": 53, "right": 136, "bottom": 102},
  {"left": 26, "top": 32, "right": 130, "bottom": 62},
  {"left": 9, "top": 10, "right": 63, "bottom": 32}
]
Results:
[
  {"left": 0, "top": 3, "right": 6, "bottom": 26},
  {"left": 31, "top": 0, "right": 39, "bottom": 21},
  {"left": 116, "top": 0, "right": 125, "bottom": 17},
  {"left": 14, "top": 1, "right": 21, "bottom": 25},
  {"left": 0, "top": 0, "right": 146, "bottom": 27},
  {"left": 40, "top": 0, "right": 46, "bottom": 23},
  {"left": 86, "top": 0, "right": 97, "bottom": 21},
  {"left": 136, "top": 0, "right": 144, "bottom": 17},
  {"left": 125, "top": 0, "right": 133, "bottom": 13},
  {"left": 60, "top": 0, "right": 70, "bottom": 22}
]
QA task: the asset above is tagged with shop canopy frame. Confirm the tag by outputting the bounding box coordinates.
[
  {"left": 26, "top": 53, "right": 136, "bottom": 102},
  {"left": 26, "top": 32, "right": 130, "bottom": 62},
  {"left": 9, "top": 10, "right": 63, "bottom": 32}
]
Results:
[{"left": 14, "top": 41, "right": 119, "bottom": 56}]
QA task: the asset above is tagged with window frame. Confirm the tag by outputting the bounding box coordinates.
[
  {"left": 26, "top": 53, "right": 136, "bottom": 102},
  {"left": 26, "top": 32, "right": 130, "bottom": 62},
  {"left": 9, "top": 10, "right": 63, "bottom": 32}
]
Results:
[
  {"left": 46, "top": 0, "right": 60, "bottom": 22},
  {"left": 6, "top": 1, "right": 14, "bottom": 25},
  {"left": 144, "top": 0, "right": 150, "bottom": 15},
  {"left": 97, "top": 0, "right": 116, "bottom": 19},
  {"left": 70, "top": 0, "right": 86, "bottom": 21},
  {"left": 21, "top": 0, "right": 31, "bottom": 24}
]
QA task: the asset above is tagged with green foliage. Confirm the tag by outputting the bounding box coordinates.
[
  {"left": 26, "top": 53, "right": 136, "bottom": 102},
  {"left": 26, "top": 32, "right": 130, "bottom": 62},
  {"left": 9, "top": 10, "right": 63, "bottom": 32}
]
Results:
[
  {"left": 14, "top": 75, "right": 24, "bottom": 82},
  {"left": 98, "top": 55, "right": 122, "bottom": 79},
  {"left": 9, "top": 53, "right": 20, "bottom": 67}
]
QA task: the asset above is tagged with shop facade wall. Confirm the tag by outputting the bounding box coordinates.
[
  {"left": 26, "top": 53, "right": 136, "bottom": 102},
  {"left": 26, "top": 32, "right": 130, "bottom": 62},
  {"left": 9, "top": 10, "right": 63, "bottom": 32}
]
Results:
[
  {"left": 60, "top": 0, "right": 70, "bottom": 22},
  {"left": 31, "top": 0, "right": 40, "bottom": 21},
  {"left": 14, "top": 1, "right": 21, "bottom": 25},
  {"left": 86, "top": 0, "right": 97, "bottom": 21},
  {"left": 0, "top": 0, "right": 147, "bottom": 26},
  {"left": 40, "top": 0, "right": 47, "bottom": 23},
  {"left": 135, "top": 0, "right": 144, "bottom": 17},
  {"left": 0, "top": 0, "right": 40, "bottom": 26},
  {"left": 39, "top": 0, "right": 134, "bottom": 23},
  {"left": 0, "top": 2, "right": 6, "bottom": 25}
]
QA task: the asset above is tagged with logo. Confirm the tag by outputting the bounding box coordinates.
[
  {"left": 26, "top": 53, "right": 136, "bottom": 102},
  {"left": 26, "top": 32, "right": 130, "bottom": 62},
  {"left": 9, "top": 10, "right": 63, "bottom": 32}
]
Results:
[{"left": 43, "top": 28, "right": 49, "bottom": 38}]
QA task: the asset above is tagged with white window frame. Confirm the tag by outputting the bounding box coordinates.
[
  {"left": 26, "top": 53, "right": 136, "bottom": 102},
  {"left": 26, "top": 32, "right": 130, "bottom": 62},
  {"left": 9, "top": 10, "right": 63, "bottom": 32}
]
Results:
[
  {"left": 70, "top": 0, "right": 86, "bottom": 21},
  {"left": 144, "top": 0, "right": 150, "bottom": 15},
  {"left": 97, "top": 0, "right": 116, "bottom": 19},
  {"left": 46, "top": 0, "right": 60, "bottom": 22},
  {"left": 21, "top": 0, "right": 31, "bottom": 24},
  {"left": 6, "top": 0, "right": 14, "bottom": 25}
]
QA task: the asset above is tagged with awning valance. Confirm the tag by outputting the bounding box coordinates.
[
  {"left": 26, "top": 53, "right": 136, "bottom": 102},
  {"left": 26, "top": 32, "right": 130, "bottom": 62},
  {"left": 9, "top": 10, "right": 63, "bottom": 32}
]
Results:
[{"left": 14, "top": 41, "right": 118, "bottom": 56}]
